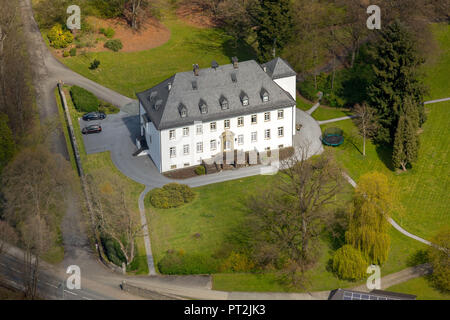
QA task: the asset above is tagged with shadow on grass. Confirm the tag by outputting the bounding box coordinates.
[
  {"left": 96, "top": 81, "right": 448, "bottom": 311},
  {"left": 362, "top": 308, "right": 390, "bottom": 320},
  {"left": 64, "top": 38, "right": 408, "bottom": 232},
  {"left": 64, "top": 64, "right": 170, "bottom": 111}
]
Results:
[{"left": 375, "top": 144, "right": 395, "bottom": 172}]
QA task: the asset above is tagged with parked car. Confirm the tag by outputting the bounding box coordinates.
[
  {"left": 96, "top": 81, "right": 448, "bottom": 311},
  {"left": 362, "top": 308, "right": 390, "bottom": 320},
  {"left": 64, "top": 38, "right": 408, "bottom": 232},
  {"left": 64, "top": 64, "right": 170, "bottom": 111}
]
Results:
[
  {"left": 82, "top": 124, "right": 102, "bottom": 134},
  {"left": 82, "top": 111, "right": 106, "bottom": 121}
]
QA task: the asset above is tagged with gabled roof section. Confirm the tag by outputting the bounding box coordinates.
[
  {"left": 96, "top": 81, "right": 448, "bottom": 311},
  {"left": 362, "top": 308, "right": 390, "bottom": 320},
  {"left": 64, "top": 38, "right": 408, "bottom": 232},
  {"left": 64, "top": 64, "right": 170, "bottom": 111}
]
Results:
[
  {"left": 262, "top": 57, "right": 297, "bottom": 80},
  {"left": 136, "top": 60, "right": 296, "bottom": 130}
]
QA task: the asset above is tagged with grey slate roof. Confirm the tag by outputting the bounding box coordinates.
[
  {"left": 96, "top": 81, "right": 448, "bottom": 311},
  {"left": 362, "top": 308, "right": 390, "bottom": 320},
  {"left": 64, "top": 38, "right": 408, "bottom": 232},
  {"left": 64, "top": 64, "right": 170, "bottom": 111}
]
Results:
[
  {"left": 261, "top": 57, "right": 297, "bottom": 80},
  {"left": 136, "top": 59, "right": 296, "bottom": 130}
]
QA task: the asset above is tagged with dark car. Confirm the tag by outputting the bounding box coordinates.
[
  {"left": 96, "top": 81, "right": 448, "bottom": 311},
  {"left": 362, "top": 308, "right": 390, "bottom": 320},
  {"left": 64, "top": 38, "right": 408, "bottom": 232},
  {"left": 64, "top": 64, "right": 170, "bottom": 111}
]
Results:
[
  {"left": 82, "top": 111, "right": 106, "bottom": 121},
  {"left": 82, "top": 124, "right": 102, "bottom": 134}
]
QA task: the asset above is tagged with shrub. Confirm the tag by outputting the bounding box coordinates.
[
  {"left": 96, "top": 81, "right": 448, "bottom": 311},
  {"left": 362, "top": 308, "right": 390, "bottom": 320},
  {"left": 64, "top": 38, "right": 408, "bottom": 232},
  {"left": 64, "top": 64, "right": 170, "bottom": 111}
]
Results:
[
  {"left": 220, "top": 252, "right": 255, "bottom": 273},
  {"left": 89, "top": 59, "right": 101, "bottom": 70},
  {"left": 100, "top": 27, "right": 115, "bottom": 38},
  {"left": 332, "top": 245, "right": 368, "bottom": 280},
  {"left": 69, "top": 85, "right": 99, "bottom": 113},
  {"left": 194, "top": 165, "right": 206, "bottom": 175},
  {"left": 99, "top": 101, "right": 120, "bottom": 114},
  {"left": 62, "top": 51, "right": 70, "bottom": 57},
  {"left": 101, "top": 235, "right": 126, "bottom": 267},
  {"left": 104, "top": 39, "right": 123, "bottom": 52},
  {"left": 428, "top": 227, "right": 450, "bottom": 292},
  {"left": 158, "top": 251, "right": 219, "bottom": 274},
  {"left": 69, "top": 47, "right": 77, "bottom": 56},
  {"left": 148, "top": 183, "right": 195, "bottom": 209},
  {"left": 47, "top": 24, "right": 74, "bottom": 49}
]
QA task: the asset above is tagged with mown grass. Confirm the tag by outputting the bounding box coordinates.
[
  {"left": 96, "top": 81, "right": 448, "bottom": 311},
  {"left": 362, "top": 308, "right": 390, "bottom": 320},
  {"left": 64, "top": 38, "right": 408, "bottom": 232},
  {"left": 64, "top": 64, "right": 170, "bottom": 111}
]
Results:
[
  {"left": 311, "top": 106, "right": 352, "bottom": 121},
  {"left": 147, "top": 171, "right": 427, "bottom": 292},
  {"left": 422, "top": 24, "right": 450, "bottom": 100},
  {"left": 59, "top": 15, "right": 255, "bottom": 98},
  {"left": 387, "top": 276, "right": 450, "bottom": 300},
  {"left": 320, "top": 101, "right": 450, "bottom": 240},
  {"left": 57, "top": 85, "right": 148, "bottom": 274}
]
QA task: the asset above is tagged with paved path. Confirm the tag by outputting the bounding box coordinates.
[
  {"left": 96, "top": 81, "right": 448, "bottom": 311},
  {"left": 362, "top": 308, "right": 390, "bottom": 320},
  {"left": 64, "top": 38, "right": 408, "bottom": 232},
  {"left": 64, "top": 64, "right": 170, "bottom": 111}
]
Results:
[
  {"left": 138, "top": 187, "right": 157, "bottom": 275},
  {"left": 424, "top": 97, "right": 450, "bottom": 105},
  {"left": 306, "top": 102, "right": 321, "bottom": 115},
  {"left": 317, "top": 115, "right": 358, "bottom": 125}
]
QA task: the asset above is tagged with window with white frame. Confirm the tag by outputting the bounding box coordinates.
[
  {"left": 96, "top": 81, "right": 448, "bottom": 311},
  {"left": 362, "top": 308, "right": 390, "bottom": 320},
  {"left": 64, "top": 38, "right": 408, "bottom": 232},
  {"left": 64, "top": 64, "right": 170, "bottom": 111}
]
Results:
[
  {"left": 196, "top": 142, "right": 203, "bottom": 153},
  {"left": 224, "top": 119, "right": 230, "bottom": 129},
  {"left": 264, "top": 112, "right": 271, "bottom": 121},
  {"left": 251, "top": 131, "right": 257, "bottom": 142},
  {"left": 196, "top": 124, "right": 203, "bottom": 135},
  {"left": 237, "top": 117, "right": 244, "bottom": 127},
  {"left": 210, "top": 140, "right": 217, "bottom": 151},
  {"left": 171, "top": 164, "right": 177, "bottom": 169},
  {"left": 169, "top": 129, "right": 176, "bottom": 140},
  {"left": 183, "top": 127, "right": 189, "bottom": 136},
  {"left": 278, "top": 126, "right": 284, "bottom": 137},
  {"left": 238, "top": 134, "right": 244, "bottom": 145},
  {"left": 251, "top": 114, "right": 257, "bottom": 124},
  {"left": 183, "top": 144, "right": 189, "bottom": 155},
  {"left": 210, "top": 122, "right": 217, "bottom": 131},
  {"left": 169, "top": 147, "right": 176, "bottom": 158},
  {"left": 265, "top": 129, "right": 271, "bottom": 139},
  {"left": 278, "top": 109, "right": 284, "bottom": 119}
]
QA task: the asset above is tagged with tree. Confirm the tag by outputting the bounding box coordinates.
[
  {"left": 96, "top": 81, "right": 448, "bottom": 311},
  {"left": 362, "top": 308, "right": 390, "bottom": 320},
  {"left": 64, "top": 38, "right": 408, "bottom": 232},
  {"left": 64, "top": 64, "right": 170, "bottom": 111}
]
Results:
[
  {"left": 0, "top": 220, "right": 18, "bottom": 257},
  {"left": 215, "top": 0, "right": 256, "bottom": 47},
  {"left": 124, "top": 0, "right": 149, "bottom": 30},
  {"left": 427, "top": 227, "right": 450, "bottom": 293},
  {"left": 332, "top": 244, "right": 367, "bottom": 280},
  {"left": 367, "top": 20, "right": 427, "bottom": 145},
  {"left": 89, "top": 169, "right": 144, "bottom": 266},
  {"left": 254, "top": 0, "right": 293, "bottom": 62},
  {"left": 353, "top": 103, "right": 378, "bottom": 156},
  {"left": 20, "top": 215, "right": 54, "bottom": 299},
  {"left": 0, "top": 113, "right": 15, "bottom": 172},
  {"left": 345, "top": 172, "right": 393, "bottom": 265},
  {"left": 392, "top": 107, "right": 420, "bottom": 171},
  {"left": 248, "top": 146, "right": 344, "bottom": 286}
]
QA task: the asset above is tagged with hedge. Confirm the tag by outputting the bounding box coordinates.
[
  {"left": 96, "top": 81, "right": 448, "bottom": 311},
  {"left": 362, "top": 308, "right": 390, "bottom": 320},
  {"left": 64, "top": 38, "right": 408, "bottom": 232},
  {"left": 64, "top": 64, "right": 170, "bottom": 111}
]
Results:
[
  {"left": 195, "top": 166, "right": 206, "bottom": 175},
  {"left": 158, "top": 251, "right": 219, "bottom": 274},
  {"left": 148, "top": 183, "right": 195, "bottom": 209},
  {"left": 70, "top": 85, "right": 99, "bottom": 113}
]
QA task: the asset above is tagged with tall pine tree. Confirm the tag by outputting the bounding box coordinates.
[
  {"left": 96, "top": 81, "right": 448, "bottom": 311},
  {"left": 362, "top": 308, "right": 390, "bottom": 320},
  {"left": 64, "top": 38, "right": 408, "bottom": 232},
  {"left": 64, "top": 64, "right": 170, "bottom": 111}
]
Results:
[
  {"left": 392, "top": 98, "right": 420, "bottom": 171},
  {"left": 367, "top": 20, "right": 427, "bottom": 145},
  {"left": 254, "top": 0, "right": 293, "bottom": 62}
]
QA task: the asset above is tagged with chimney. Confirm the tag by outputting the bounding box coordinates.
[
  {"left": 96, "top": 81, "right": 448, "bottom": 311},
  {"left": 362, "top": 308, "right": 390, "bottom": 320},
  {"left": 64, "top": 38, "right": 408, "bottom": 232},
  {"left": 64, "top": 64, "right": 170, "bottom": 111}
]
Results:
[
  {"left": 193, "top": 64, "right": 199, "bottom": 76},
  {"left": 211, "top": 60, "right": 219, "bottom": 70},
  {"left": 168, "top": 82, "right": 172, "bottom": 91},
  {"left": 232, "top": 56, "right": 238, "bottom": 69}
]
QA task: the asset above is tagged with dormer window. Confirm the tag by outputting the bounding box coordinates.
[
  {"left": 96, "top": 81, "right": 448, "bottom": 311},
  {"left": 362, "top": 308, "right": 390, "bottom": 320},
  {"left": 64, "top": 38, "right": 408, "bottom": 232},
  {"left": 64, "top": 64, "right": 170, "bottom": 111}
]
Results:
[
  {"left": 261, "top": 88, "right": 269, "bottom": 102},
  {"left": 231, "top": 72, "right": 237, "bottom": 83},
  {"left": 154, "top": 99, "right": 163, "bottom": 111},
  {"left": 192, "top": 80, "right": 197, "bottom": 90},
  {"left": 240, "top": 91, "right": 249, "bottom": 106},
  {"left": 179, "top": 103, "right": 187, "bottom": 118},
  {"left": 199, "top": 99, "right": 208, "bottom": 114},
  {"left": 220, "top": 96, "right": 229, "bottom": 110}
]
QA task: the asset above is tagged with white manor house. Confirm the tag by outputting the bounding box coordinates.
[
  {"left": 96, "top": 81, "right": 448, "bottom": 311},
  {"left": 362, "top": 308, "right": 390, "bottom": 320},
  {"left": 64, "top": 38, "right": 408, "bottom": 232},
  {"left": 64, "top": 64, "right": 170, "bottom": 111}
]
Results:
[{"left": 137, "top": 57, "right": 297, "bottom": 173}]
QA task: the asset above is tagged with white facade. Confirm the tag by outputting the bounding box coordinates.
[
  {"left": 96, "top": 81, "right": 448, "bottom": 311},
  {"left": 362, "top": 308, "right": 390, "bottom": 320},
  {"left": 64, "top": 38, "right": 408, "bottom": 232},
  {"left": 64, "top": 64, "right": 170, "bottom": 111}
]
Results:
[{"left": 141, "top": 104, "right": 296, "bottom": 173}]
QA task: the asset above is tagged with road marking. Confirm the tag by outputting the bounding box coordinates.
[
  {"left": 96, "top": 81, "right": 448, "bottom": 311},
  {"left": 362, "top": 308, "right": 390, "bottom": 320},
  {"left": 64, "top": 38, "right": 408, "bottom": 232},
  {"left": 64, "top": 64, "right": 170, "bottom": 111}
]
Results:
[
  {"left": 45, "top": 282, "right": 58, "bottom": 288},
  {"left": 82, "top": 296, "right": 92, "bottom": 300},
  {"left": 64, "top": 290, "right": 77, "bottom": 296}
]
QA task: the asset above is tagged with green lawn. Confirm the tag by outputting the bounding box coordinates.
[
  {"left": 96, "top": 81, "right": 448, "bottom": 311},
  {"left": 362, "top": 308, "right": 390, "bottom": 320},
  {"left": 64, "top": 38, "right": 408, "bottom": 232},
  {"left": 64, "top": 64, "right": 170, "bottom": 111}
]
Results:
[
  {"left": 387, "top": 276, "right": 450, "bottom": 300},
  {"left": 311, "top": 106, "right": 352, "bottom": 121},
  {"left": 422, "top": 24, "right": 450, "bottom": 100},
  {"left": 57, "top": 86, "right": 148, "bottom": 274},
  {"left": 59, "top": 15, "right": 255, "bottom": 98},
  {"left": 320, "top": 101, "right": 449, "bottom": 240},
  {"left": 147, "top": 171, "right": 427, "bottom": 292}
]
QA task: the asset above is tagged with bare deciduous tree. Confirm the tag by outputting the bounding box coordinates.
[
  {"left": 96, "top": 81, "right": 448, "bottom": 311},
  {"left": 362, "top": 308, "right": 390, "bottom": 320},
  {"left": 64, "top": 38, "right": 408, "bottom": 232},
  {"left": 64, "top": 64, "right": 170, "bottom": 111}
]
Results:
[
  {"left": 0, "top": 220, "right": 18, "bottom": 256},
  {"left": 248, "top": 145, "right": 345, "bottom": 287},
  {"left": 88, "top": 169, "right": 144, "bottom": 266},
  {"left": 353, "top": 103, "right": 379, "bottom": 156}
]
